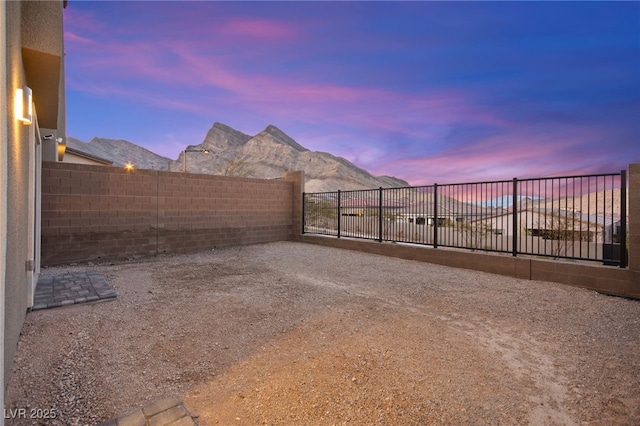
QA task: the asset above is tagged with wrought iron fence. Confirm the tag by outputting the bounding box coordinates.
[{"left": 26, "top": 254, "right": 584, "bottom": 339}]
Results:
[{"left": 303, "top": 171, "right": 627, "bottom": 267}]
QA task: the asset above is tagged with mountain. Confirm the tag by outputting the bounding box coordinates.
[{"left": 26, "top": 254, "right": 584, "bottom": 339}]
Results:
[
  {"left": 478, "top": 195, "right": 540, "bottom": 209},
  {"left": 66, "top": 136, "right": 171, "bottom": 170},
  {"left": 68, "top": 123, "right": 409, "bottom": 192},
  {"left": 181, "top": 123, "right": 409, "bottom": 192}
]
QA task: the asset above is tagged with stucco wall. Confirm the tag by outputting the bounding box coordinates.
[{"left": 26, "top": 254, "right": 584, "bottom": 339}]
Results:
[
  {"left": 0, "top": 0, "right": 8, "bottom": 417},
  {"left": 21, "top": 0, "right": 66, "bottom": 136},
  {"left": 41, "top": 163, "right": 300, "bottom": 265},
  {"left": 3, "top": 0, "right": 66, "bottom": 399},
  {"left": 4, "top": 0, "right": 31, "bottom": 390}
]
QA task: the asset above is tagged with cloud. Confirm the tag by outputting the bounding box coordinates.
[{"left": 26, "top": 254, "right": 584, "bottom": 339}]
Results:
[
  {"left": 217, "top": 18, "right": 298, "bottom": 40},
  {"left": 67, "top": 25, "right": 631, "bottom": 185},
  {"left": 376, "top": 122, "right": 629, "bottom": 186},
  {"left": 64, "top": 1, "right": 640, "bottom": 185},
  {"left": 66, "top": 14, "right": 504, "bottom": 145}
]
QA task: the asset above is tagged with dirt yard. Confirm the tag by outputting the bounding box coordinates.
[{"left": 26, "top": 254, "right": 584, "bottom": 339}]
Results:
[{"left": 6, "top": 241, "right": 640, "bottom": 425}]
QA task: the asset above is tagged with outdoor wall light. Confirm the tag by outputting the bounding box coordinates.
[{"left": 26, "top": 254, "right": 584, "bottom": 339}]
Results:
[
  {"left": 15, "top": 86, "right": 33, "bottom": 125},
  {"left": 125, "top": 162, "right": 135, "bottom": 171},
  {"left": 57, "top": 137, "right": 66, "bottom": 162}
]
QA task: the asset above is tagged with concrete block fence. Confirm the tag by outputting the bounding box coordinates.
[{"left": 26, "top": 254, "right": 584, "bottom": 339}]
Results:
[
  {"left": 41, "top": 162, "right": 638, "bottom": 299},
  {"left": 41, "top": 162, "right": 302, "bottom": 265}
]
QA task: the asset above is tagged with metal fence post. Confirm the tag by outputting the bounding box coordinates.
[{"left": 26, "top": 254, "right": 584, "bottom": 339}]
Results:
[
  {"left": 378, "top": 187, "right": 383, "bottom": 242},
  {"left": 337, "top": 190, "right": 341, "bottom": 238},
  {"left": 512, "top": 177, "right": 518, "bottom": 257},
  {"left": 620, "top": 170, "right": 627, "bottom": 268},
  {"left": 433, "top": 183, "right": 438, "bottom": 248}
]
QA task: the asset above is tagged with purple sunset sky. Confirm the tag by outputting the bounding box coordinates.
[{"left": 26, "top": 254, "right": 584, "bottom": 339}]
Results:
[{"left": 64, "top": 1, "right": 640, "bottom": 186}]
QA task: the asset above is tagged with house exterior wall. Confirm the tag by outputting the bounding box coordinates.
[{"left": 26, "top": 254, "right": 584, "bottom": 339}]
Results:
[
  {"left": 41, "top": 163, "right": 299, "bottom": 265},
  {"left": 474, "top": 213, "right": 513, "bottom": 236},
  {"left": 479, "top": 211, "right": 603, "bottom": 241},
  {"left": 20, "top": 0, "right": 66, "bottom": 138},
  {"left": 5, "top": 0, "right": 33, "bottom": 394},
  {"left": 2, "top": 0, "right": 66, "bottom": 410},
  {"left": 0, "top": 0, "right": 7, "bottom": 417}
]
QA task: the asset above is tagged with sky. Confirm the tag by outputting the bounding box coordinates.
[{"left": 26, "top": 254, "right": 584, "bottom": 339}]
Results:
[{"left": 64, "top": 1, "right": 640, "bottom": 186}]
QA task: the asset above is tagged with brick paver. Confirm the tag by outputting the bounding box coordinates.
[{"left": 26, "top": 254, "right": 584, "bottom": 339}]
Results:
[
  {"left": 32, "top": 271, "right": 117, "bottom": 310},
  {"left": 97, "top": 397, "right": 195, "bottom": 426}
]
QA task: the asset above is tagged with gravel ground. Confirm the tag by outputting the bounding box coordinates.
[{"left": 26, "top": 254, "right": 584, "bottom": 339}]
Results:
[{"left": 5, "top": 241, "right": 640, "bottom": 425}]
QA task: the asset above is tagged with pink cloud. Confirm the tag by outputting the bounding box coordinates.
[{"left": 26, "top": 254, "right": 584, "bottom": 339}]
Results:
[
  {"left": 65, "top": 19, "right": 537, "bottom": 184},
  {"left": 378, "top": 125, "right": 611, "bottom": 185},
  {"left": 218, "top": 18, "right": 298, "bottom": 40},
  {"left": 66, "top": 5, "right": 631, "bottom": 186},
  {"left": 63, "top": 7, "right": 109, "bottom": 36},
  {"left": 65, "top": 5, "right": 502, "bottom": 144}
]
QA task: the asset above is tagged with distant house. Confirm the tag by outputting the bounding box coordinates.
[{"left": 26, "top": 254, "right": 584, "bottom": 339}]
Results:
[
  {"left": 1, "top": 0, "right": 67, "bottom": 415},
  {"left": 473, "top": 208, "right": 618, "bottom": 243},
  {"left": 62, "top": 146, "right": 114, "bottom": 166},
  {"left": 340, "top": 196, "right": 408, "bottom": 217},
  {"left": 395, "top": 201, "right": 500, "bottom": 227},
  {"left": 604, "top": 219, "right": 628, "bottom": 244}
]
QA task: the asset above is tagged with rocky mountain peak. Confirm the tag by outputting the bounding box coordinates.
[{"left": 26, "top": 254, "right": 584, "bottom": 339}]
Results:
[
  {"left": 203, "top": 122, "right": 252, "bottom": 149},
  {"left": 260, "top": 125, "right": 309, "bottom": 152}
]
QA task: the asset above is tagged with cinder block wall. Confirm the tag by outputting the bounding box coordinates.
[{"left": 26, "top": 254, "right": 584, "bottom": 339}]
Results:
[{"left": 41, "top": 162, "right": 295, "bottom": 265}]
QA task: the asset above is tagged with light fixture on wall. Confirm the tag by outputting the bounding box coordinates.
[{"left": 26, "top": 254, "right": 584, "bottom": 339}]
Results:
[
  {"left": 56, "top": 137, "right": 66, "bottom": 162},
  {"left": 15, "top": 86, "right": 33, "bottom": 124}
]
